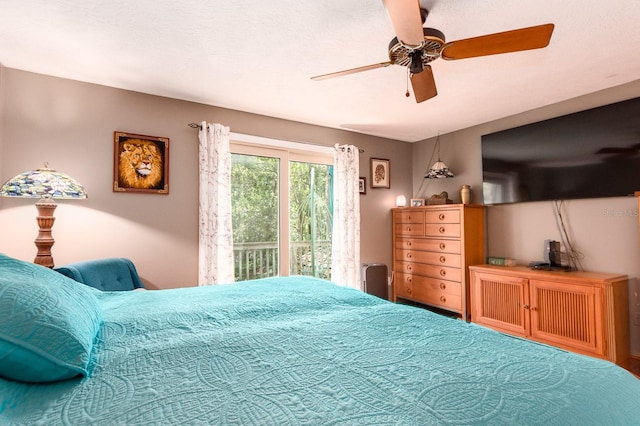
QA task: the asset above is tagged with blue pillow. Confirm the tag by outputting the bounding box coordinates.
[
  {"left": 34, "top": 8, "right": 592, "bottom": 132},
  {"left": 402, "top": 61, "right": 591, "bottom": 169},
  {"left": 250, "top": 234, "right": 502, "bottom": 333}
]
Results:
[{"left": 0, "top": 253, "right": 103, "bottom": 383}]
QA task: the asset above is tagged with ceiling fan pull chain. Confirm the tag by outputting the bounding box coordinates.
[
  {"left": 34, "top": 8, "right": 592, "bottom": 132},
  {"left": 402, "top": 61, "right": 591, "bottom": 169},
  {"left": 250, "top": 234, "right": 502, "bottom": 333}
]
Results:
[{"left": 405, "top": 67, "right": 410, "bottom": 98}]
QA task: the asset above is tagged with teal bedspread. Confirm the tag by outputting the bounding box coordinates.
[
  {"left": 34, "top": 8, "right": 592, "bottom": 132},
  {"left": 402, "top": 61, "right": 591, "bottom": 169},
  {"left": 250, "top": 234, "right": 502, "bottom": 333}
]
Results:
[{"left": 2, "top": 276, "right": 640, "bottom": 425}]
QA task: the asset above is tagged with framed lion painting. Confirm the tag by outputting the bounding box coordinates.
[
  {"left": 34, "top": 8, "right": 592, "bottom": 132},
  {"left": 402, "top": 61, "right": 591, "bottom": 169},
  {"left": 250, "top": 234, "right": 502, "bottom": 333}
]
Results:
[{"left": 113, "top": 131, "right": 169, "bottom": 194}]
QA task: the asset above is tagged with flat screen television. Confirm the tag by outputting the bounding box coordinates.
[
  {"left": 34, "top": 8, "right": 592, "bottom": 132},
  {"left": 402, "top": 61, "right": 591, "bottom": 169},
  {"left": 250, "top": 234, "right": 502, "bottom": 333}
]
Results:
[{"left": 481, "top": 96, "right": 640, "bottom": 205}]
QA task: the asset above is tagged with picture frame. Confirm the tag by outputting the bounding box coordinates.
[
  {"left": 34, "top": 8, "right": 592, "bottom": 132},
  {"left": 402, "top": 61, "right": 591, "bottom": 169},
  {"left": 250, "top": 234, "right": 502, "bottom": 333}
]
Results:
[
  {"left": 359, "top": 177, "right": 366, "bottom": 194},
  {"left": 410, "top": 198, "right": 425, "bottom": 207},
  {"left": 370, "top": 158, "right": 390, "bottom": 189},
  {"left": 114, "top": 131, "right": 169, "bottom": 194}
]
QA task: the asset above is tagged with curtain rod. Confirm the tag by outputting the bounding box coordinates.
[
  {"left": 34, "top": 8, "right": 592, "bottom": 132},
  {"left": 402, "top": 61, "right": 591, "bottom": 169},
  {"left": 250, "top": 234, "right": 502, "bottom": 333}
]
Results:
[{"left": 187, "top": 123, "right": 364, "bottom": 153}]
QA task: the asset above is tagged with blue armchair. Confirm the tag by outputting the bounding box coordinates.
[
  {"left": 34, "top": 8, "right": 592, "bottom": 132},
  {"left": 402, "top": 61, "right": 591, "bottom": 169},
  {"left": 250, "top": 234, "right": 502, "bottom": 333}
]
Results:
[{"left": 55, "top": 258, "right": 144, "bottom": 291}]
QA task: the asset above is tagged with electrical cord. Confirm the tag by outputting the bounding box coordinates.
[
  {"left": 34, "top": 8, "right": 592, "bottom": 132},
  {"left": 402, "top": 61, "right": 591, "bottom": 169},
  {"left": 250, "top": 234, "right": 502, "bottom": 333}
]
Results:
[
  {"left": 415, "top": 139, "right": 438, "bottom": 198},
  {"left": 553, "top": 200, "right": 585, "bottom": 271}
]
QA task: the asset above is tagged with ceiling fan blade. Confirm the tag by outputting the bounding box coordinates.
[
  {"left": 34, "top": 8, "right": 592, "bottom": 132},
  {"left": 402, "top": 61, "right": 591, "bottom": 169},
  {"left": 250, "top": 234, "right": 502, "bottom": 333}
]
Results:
[
  {"left": 411, "top": 65, "right": 437, "bottom": 103},
  {"left": 311, "top": 61, "right": 393, "bottom": 81},
  {"left": 441, "top": 23, "right": 554, "bottom": 60},
  {"left": 383, "top": 0, "right": 424, "bottom": 48}
]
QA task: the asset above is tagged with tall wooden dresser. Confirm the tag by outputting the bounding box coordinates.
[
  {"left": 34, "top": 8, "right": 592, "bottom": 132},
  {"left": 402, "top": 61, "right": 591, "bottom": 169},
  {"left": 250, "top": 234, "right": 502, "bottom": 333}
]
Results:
[{"left": 391, "top": 204, "right": 485, "bottom": 320}]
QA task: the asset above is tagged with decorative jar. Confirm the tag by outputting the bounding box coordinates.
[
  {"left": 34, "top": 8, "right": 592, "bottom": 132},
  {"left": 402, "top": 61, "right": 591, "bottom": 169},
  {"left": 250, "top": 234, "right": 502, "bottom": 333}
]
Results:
[{"left": 460, "top": 185, "right": 472, "bottom": 204}]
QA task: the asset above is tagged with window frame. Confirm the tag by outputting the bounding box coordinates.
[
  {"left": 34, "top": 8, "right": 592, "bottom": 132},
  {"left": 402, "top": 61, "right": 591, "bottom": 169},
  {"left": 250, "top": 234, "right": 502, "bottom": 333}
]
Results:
[{"left": 229, "top": 133, "right": 333, "bottom": 277}]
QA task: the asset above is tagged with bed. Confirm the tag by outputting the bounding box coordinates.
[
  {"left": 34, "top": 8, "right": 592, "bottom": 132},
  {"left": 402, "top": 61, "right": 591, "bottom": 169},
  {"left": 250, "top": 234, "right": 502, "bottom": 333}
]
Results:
[{"left": 1, "top": 253, "right": 640, "bottom": 425}]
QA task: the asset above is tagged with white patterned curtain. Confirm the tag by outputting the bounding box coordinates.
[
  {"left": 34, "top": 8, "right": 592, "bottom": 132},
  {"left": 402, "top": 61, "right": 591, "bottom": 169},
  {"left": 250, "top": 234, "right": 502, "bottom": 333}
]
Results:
[
  {"left": 331, "top": 144, "right": 361, "bottom": 290},
  {"left": 198, "top": 122, "right": 234, "bottom": 285}
]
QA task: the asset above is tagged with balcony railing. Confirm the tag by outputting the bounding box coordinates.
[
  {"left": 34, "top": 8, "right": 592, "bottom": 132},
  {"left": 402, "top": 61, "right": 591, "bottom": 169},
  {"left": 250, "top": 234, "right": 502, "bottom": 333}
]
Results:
[{"left": 234, "top": 240, "right": 331, "bottom": 281}]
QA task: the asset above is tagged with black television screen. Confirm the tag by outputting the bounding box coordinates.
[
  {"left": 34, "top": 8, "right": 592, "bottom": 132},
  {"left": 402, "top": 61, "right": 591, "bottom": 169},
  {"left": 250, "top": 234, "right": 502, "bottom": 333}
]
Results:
[{"left": 481, "top": 96, "right": 640, "bottom": 205}]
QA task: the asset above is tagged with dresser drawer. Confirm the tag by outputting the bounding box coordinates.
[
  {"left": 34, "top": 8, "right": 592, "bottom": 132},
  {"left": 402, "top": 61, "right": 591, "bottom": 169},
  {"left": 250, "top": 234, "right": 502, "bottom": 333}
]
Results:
[
  {"left": 395, "top": 238, "right": 461, "bottom": 254},
  {"left": 395, "top": 211, "right": 425, "bottom": 223},
  {"left": 395, "top": 273, "right": 462, "bottom": 312},
  {"left": 425, "top": 209, "right": 460, "bottom": 224},
  {"left": 394, "top": 223, "right": 425, "bottom": 236},
  {"left": 395, "top": 272, "right": 461, "bottom": 296},
  {"left": 395, "top": 249, "right": 461, "bottom": 268},
  {"left": 425, "top": 223, "right": 461, "bottom": 238},
  {"left": 395, "top": 261, "right": 462, "bottom": 282}
]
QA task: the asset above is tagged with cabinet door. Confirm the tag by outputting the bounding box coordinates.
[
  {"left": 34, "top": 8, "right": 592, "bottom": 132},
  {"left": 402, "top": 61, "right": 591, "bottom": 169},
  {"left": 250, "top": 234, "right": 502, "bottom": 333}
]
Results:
[
  {"left": 470, "top": 271, "right": 529, "bottom": 336},
  {"left": 529, "top": 280, "right": 603, "bottom": 356}
]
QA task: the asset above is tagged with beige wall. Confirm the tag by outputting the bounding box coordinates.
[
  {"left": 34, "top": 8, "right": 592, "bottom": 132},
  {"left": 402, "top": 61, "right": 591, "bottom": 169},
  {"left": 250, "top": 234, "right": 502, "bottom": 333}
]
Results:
[
  {"left": 0, "top": 67, "right": 412, "bottom": 288},
  {"left": 412, "top": 80, "right": 640, "bottom": 356}
]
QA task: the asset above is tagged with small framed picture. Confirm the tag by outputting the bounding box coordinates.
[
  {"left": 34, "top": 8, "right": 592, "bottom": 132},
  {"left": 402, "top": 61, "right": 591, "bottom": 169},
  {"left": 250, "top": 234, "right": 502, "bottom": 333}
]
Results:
[
  {"left": 114, "top": 131, "right": 169, "bottom": 194},
  {"left": 359, "top": 177, "right": 366, "bottom": 194},
  {"left": 370, "top": 158, "right": 390, "bottom": 189},
  {"left": 410, "top": 198, "right": 425, "bottom": 207}
]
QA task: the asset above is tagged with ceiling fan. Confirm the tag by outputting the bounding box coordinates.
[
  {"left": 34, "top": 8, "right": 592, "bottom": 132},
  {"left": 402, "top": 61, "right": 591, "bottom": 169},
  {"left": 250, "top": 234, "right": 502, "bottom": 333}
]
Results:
[{"left": 311, "top": 0, "right": 554, "bottom": 103}]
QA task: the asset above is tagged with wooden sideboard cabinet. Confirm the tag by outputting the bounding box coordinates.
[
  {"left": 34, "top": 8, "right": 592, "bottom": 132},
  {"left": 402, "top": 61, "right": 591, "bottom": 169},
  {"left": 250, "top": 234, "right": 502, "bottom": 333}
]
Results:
[
  {"left": 392, "top": 204, "right": 485, "bottom": 320},
  {"left": 469, "top": 264, "right": 630, "bottom": 365}
]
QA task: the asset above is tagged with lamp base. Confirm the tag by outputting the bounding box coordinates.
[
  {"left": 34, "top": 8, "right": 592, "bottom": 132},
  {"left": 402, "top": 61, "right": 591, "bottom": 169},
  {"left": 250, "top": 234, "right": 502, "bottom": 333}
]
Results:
[{"left": 34, "top": 197, "right": 57, "bottom": 268}]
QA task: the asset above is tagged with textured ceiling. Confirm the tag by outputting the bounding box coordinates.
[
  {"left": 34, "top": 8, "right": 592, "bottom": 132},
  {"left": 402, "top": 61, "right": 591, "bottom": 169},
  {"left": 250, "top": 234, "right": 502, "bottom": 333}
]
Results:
[{"left": 1, "top": 0, "right": 639, "bottom": 142}]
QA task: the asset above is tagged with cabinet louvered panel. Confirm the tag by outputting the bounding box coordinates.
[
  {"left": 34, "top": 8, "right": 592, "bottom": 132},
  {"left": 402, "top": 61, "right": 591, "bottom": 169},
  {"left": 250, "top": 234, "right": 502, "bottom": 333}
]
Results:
[
  {"left": 481, "top": 279, "right": 521, "bottom": 326},
  {"left": 536, "top": 287, "right": 590, "bottom": 341},
  {"left": 530, "top": 280, "right": 602, "bottom": 355},
  {"left": 471, "top": 272, "right": 528, "bottom": 336}
]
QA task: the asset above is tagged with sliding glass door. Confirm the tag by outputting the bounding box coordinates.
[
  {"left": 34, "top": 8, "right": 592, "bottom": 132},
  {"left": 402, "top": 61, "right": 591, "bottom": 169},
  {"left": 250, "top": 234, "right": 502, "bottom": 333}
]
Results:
[{"left": 230, "top": 144, "right": 333, "bottom": 282}]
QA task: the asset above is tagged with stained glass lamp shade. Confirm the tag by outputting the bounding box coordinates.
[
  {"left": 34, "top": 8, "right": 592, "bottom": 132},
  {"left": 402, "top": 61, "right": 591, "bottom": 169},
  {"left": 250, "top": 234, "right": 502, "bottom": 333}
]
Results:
[
  {"left": 424, "top": 160, "right": 454, "bottom": 179},
  {"left": 424, "top": 135, "right": 454, "bottom": 179},
  {"left": 0, "top": 165, "right": 87, "bottom": 268}
]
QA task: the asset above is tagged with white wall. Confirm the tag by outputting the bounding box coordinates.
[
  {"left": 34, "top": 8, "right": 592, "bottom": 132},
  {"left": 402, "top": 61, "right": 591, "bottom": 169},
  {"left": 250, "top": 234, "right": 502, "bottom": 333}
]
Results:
[{"left": 412, "top": 80, "right": 640, "bottom": 356}]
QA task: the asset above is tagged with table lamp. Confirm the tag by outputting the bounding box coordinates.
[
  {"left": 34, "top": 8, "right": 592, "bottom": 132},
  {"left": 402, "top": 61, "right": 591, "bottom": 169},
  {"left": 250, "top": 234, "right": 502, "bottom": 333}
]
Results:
[{"left": 0, "top": 164, "right": 87, "bottom": 268}]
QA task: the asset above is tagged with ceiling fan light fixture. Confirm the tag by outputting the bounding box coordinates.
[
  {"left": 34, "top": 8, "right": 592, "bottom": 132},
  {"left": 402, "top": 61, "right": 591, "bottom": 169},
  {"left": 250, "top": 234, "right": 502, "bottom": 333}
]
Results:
[{"left": 409, "top": 50, "right": 424, "bottom": 74}]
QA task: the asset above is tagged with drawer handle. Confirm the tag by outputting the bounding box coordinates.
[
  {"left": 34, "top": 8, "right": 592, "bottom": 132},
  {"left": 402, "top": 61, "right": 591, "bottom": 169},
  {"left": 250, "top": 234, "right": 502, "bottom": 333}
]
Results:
[
  {"left": 407, "top": 265, "right": 413, "bottom": 271},
  {"left": 438, "top": 213, "right": 445, "bottom": 221},
  {"left": 406, "top": 227, "right": 412, "bottom": 232},
  {"left": 439, "top": 242, "right": 446, "bottom": 250},
  {"left": 406, "top": 253, "right": 413, "bottom": 259},
  {"left": 440, "top": 296, "right": 446, "bottom": 302},
  {"left": 439, "top": 226, "right": 446, "bottom": 234},
  {"left": 523, "top": 304, "right": 530, "bottom": 310},
  {"left": 406, "top": 277, "right": 412, "bottom": 283},
  {"left": 439, "top": 282, "right": 446, "bottom": 290},
  {"left": 439, "top": 269, "right": 446, "bottom": 277},
  {"left": 439, "top": 256, "right": 446, "bottom": 263},
  {"left": 406, "top": 241, "right": 412, "bottom": 247}
]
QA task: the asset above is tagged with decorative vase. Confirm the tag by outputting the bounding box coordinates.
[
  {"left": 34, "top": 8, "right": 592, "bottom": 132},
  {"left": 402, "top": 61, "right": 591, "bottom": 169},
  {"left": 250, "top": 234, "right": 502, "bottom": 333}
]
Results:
[{"left": 460, "top": 185, "right": 471, "bottom": 204}]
